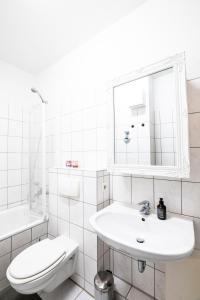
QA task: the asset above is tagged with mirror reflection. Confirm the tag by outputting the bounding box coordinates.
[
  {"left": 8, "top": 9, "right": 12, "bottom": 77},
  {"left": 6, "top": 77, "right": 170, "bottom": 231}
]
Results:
[{"left": 114, "top": 68, "right": 177, "bottom": 166}]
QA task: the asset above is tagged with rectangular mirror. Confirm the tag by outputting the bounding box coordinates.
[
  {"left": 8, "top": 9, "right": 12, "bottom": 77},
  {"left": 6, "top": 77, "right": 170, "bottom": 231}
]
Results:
[{"left": 108, "top": 53, "right": 189, "bottom": 178}]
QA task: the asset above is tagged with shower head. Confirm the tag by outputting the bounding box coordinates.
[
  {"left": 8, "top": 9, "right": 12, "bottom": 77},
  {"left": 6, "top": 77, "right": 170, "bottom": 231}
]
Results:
[
  {"left": 31, "top": 87, "right": 48, "bottom": 104},
  {"left": 31, "top": 87, "right": 38, "bottom": 93}
]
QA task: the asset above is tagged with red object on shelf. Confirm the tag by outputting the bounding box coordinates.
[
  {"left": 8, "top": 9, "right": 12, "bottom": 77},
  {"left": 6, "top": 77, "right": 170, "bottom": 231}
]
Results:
[
  {"left": 66, "top": 160, "right": 72, "bottom": 167},
  {"left": 72, "top": 160, "right": 79, "bottom": 168}
]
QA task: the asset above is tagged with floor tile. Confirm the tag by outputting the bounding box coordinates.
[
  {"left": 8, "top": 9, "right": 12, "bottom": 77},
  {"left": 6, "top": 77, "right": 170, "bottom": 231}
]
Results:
[{"left": 1, "top": 287, "right": 41, "bottom": 300}]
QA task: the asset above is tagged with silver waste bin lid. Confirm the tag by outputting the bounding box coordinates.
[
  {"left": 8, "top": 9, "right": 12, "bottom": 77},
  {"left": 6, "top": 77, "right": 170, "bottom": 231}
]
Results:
[{"left": 94, "top": 270, "right": 114, "bottom": 292}]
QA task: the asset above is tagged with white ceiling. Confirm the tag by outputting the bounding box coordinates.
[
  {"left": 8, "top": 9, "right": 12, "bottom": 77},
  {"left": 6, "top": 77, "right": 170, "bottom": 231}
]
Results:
[{"left": 0, "top": 0, "right": 146, "bottom": 74}]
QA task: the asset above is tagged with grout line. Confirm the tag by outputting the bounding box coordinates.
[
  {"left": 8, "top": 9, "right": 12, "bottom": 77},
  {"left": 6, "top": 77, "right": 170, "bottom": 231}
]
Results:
[
  {"left": 126, "top": 285, "right": 132, "bottom": 299},
  {"left": 188, "top": 111, "right": 200, "bottom": 115},
  {"left": 74, "top": 290, "right": 84, "bottom": 300}
]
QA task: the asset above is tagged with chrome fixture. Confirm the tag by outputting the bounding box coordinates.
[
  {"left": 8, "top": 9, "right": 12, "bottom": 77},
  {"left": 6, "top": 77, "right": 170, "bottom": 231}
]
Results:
[
  {"left": 139, "top": 200, "right": 151, "bottom": 215},
  {"left": 138, "top": 260, "right": 146, "bottom": 273},
  {"left": 31, "top": 88, "right": 48, "bottom": 104},
  {"left": 123, "top": 131, "right": 131, "bottom": 144}
]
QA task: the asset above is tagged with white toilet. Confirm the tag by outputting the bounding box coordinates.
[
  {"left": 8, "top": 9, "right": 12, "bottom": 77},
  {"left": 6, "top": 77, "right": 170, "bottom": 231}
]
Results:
[{"left": 6, "top": 235, "right": 78, "bottom": 294}]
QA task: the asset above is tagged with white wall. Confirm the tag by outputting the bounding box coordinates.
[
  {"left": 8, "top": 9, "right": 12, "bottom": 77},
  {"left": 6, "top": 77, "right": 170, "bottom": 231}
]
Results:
[
  {"left": 36, "top": 0, "right": 200, "bottom": 298},
  {"left": 0, "top": 59, "right": 35, "bottom": 109},
  {"left": 37, "top": 0, "right": 200, "bottom": 169}
]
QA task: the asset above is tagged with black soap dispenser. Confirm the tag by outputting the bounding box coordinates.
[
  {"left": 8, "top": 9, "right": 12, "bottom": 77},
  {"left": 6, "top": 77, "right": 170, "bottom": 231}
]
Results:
[{"left": 157, "top": 198, "right": 166, "bottom": 220}]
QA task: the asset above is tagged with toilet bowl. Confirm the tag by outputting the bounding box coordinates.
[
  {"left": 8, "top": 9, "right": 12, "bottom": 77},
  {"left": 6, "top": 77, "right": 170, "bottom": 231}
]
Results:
[{"left": 6, "top": 235, "right": 78, "bottom": 294}]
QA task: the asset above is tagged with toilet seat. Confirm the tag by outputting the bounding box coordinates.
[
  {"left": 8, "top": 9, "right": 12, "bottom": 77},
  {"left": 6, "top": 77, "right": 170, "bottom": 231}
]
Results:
[
  {"left": 6, "top": 235, "right": 79, "bottom": 294},
  {"left": 9, "top": 239, "right": 67, "bottom": 280},
  {"left": 7, "top": 253, "right": 66, "bottom": 285}
]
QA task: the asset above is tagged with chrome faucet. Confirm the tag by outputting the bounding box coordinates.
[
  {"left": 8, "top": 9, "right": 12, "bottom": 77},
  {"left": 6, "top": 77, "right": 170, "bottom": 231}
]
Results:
[{"left": 138, "top": 200, "right": 151, "bottom": 215}]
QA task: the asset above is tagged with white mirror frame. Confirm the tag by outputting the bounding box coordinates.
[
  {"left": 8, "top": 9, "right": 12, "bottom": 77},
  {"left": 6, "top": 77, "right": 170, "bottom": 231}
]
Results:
[{"left": 107, "top": 53, "right": 190, "bottom": 178}]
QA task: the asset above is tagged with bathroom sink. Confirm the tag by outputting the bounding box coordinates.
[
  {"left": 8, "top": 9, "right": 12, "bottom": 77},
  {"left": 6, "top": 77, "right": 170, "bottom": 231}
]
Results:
[{"left": 90, "top": 203, "right": 194, "bottom": 262}]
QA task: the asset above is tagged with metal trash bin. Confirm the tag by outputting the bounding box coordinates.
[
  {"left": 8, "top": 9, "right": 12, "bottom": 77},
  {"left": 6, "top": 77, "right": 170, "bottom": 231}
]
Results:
[{"left": 94, "top": 270, "right": 114, "bottom": 300}]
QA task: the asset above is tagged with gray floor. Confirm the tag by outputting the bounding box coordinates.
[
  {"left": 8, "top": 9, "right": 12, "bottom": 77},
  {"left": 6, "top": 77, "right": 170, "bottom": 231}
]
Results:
[{"left": 1, "top": 288, "right": 41, "bottom": 300}]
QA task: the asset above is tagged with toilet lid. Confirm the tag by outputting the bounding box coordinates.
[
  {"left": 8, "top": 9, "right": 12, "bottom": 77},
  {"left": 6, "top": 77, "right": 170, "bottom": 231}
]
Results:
[{"left": 9, "top": 239, "right": 67, "bottom": 279}]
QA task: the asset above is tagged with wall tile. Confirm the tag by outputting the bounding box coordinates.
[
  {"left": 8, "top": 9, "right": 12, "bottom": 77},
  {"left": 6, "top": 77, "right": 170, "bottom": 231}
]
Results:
[
  {"left": 97, "top": 237, "right": 104, "bottom": 260},
  {"left": 32, "top": 223, "right": 48, "bottom": 240},
  {"left": 97, "top": 176, "right": 104, "bottom": 204},
  {"left": 103, "top": 175, "right": 110, "bottom": 201},
  {"left": 12, "top": 229, "right": 31, "bottom": 250},
  {"left": 103, "top": 249, "right": 110, "bottom": 270},
  {"left": 0, "top": 154, "right": 7, "bottom": 171},
  {"left": 154, "top": 179, "right": 181, "bottom": 214},
  {"left": 0, "top": 254, "right": 10, "bottom": 280},
  {"left": 84, "top": 177, "right": 97, "bottom": 205},
  {"left": 57, "top": 196, "right": 69, "bottom": 221},
  {"left": 114, "top": 250, "right": 132, "bottom": 283},
  {"left": 182, "top": 182, "right": 200, "bottom": 217},
  {"left": 8, "top": 170, "right": 21, "bottom": 186},
  {"left": 48, "top": 194, "right": 58, "bottom": 216},
  {"left": 8, "top": 137, "right": 21, "bottom": 153},
  {"left": 187, "top": 79, "right": 200, "bottom": 113},
  {"left": 11, "top": 242, "right": 31, "bottom": 260},
  {"left": 8, "top": 186, "right": 21, "bottom": 204},
  {"left": 70, "top": 199, "right": 83, "bottom": 227},
  {"left": 0, "top": 238, "right": 11, "bottom": 256},
  {"left": 0, "top": 119, "right": 8, "bottom": 136},
  {"left": 57, "top": 218, "right": 69, "bottom": 237},
  {"left": 75, "top": 252, "right": 84, "bottom": 278},
  {"left": 132, "top": 178, "right": 154, "bottom": 208},
  {"left": 112, "top": 175, "right": 132, "bottom": 203},
  {"left": 0, "top": 171, "right": 7, "bottom": 189},
  {"left": 48, "top": 214, "right": 58, "bottom": 237},
  {"left": 9, "top": 120, "right": 22, "bottom": 137},
  {"left": 0, "top": 136, "right": 7, "bottom": 153},
  {"left": 132, "top": 260, "right": 154, "bottom": 297},
  {"left": 84, "top": 256, "right": 97, "bottom": 284},
  {"left": 8, "top": 153, "right": 21, "bottom": 169},
  {"left": 155, "top": 270, "right": 165, "bottom": 300},
  {"left": 114, "top": 275, "right": 131, "bottom": 298},
  {"left": 84, "top": 230, "right": 97, "bottom": 260},
  {"left": 185, "top": 148, "right": 200, "bottom": 182},
  {"left": 189, "top": 113, "right": 200, "bottom": 147},
  {"left": 49, "top": 172, "right": 58, "bottom": 195},
  {"left": 70, "top": 223, "right": 84, "bottom": 252},
  {"left": 84, "top": 203, "right": 96, "bottom": 232},
  {"left": 0, "top": 189, "right": 7, "bottom": 206}
]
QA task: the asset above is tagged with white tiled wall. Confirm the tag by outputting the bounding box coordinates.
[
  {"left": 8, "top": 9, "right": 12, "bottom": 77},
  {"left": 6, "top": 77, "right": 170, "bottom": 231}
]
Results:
[
  {"left": 48, "top": 168, "right": 110, "bottom": 296},
  {"left": 102, "top": 78, "right": 200, "bottom": 300},
  {"left": 43, "top": 78, "right": 200, "bottom": 300},
  {"left": 35, "top": 1, "right": 200, "bottom": 297},
  {"left": 0, "top": 221, "right": 48, "bottom": 292},
  {"left": 0, "top": 105, "right": 30, "bottom": 210}
]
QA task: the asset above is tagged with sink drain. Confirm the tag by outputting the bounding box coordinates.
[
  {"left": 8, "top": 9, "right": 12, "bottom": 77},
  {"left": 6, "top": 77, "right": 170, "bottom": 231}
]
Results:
[{"left": 136, "top": 238, "right": 145, "bottom": 243}]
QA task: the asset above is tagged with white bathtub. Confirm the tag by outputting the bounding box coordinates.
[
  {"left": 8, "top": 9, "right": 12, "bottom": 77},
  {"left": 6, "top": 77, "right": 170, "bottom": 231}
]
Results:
[{"left": 0, "top": 205, "right": 46, "bottom": 241}]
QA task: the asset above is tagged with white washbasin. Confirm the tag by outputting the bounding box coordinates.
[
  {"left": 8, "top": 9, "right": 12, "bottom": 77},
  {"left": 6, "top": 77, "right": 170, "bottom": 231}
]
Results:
[{"left": 90, "top": 203, "right": 194, "bottom": 262}]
